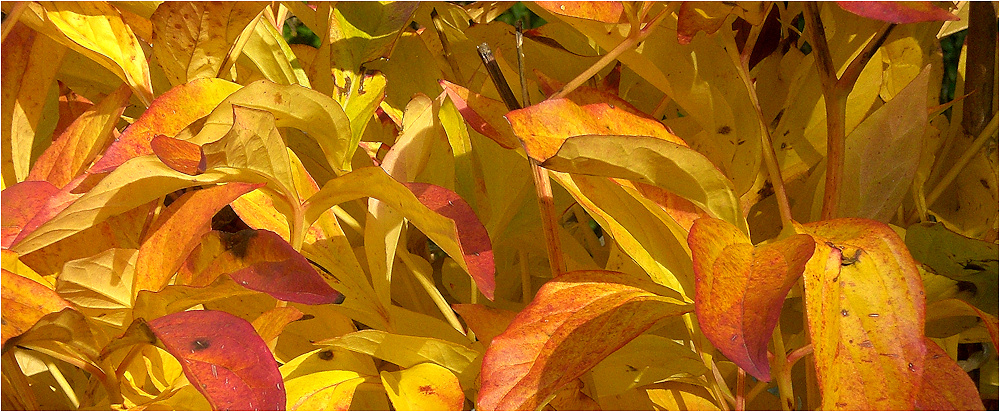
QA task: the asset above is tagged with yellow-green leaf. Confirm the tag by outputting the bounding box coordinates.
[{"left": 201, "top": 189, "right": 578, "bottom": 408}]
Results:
[
  {"left": 55, "top": 248, "right": 137, "bottom": 334},
  {"left": 381, "top": 363, "right": 465, "bottom": 411}
]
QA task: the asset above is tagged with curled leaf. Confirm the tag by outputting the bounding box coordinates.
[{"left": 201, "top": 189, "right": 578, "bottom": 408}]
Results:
[
  {"left": 147, "top": 310, "right": 285, "bottom": 411},
  {"left": 477, "top": 270, "right": 691, "bottom": 411},
  {"left": 151, "top": 135, "right": 207, "bottom": 176},
  {"left": 689, "top": 218, "right": 814, "bottom": 381}
]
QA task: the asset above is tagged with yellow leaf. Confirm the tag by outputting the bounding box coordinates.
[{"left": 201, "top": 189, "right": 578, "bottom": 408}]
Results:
[
  {"left": 150, "top": 2, "right": 266, "bottom": 86},
  {"left": 281, "top": 348, "right": 375, "bottom": 411},
  {"left": 1, "top": 269, "right": 71, "bottom": 346},
  {"left": 238, "top": 16, "right": 311, "bottom": 87},
  {"left": 1, "top": 23, "right": 66, "bottom": 186},
  {"left": 203, "top": 106, "right": 297, "bottom": 201},
  {"left": 381, "top": 363, "right": 465, "bottom": 411},
  {"left": 55, "top": 248, "right": 137, "bottom": 335},
  {"left": 37, "top": 1, "right": 153, "bottom": 105},
  {"left": 590, "top": 334, "right": 708, "bottom": 398},
  {"left": 797, "top": 218, "right": 926, "bottom": 410}
]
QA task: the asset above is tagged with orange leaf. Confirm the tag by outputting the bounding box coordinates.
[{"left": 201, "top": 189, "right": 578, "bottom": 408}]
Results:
[
  {"left": 535, "top": 1, "right": 625, "bottom": 23},
  {"left": 505, "top": 98, "right": 686, "bottom": 162},
  {"left": 90, "top": 78, "right": 241, "bottom": 173},
  {"left": 837, "top": 1, "right": 959, "bottom": 23},
  {"left": 451, "top": 304, "right": 517, "bottom": 346},
  {"left": 1, "top": 181, "right": 60, "bottom": 248},
  {"left": 926, "top": 298, "right": 999, "bottom": 351},
  {"left": 689, "top": 218, "right": 814, "bottom": 381},
  {"left": 1, "top": 269, "right": 72, "bottom": 346},
  {"left": 797, "top": 218, "right": 926, "bottom": 410},
  {"left": 252, "top": 306, "right": 305, "bottom": 343},
  {"left": 915, "top": 338, "right": 986, "bottom": 410},
  {"left": 477, "top": 270, "right": 690, "bottom": 411},
  {"left": 148, "top": 310, "right": 285, "bottom": 411},
  {"left": 151, "top": 135, "right": 207, "bottom": 175},
  {"left": 135, "top": 182, "right": 261, "bottom": 293},
  {"left": 28, "top": 83, "right": 132, "bottom": 188}
]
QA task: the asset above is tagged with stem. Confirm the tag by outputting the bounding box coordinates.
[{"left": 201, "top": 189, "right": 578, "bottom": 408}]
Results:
[
  {"left": 710, "top": 361, "right": 736, "bottom": 410},
  {"left": 550, "top": 7, "right": 669, "bottom": 100},
  {"left": 397, "top": 243, "right": 467, "bottom": 335},
  {"left": 736, "top": 368, "right": 746, "bottom": 411},
  {"left": 3, "top": 350, "right": 40, "bottom": 410},
  {"left": 745, "top": 379, "right": 771, "bottom": 405},
  {"left": 290, "top": 201, "right": 306, "bottom": 251},
  {"left": 431, "top": 8, "right": 464, "bottom": 83},
  {"left": 771, "top": 324, "right": 795, "bottom": 411},
  {"left": 785, "top": 344, "right": 814, "bottom": 367},
  {"left": 46, "top": 359, "right": 80, "bottom": 408},
  {"left": 925, "top": 113, "right": 999, "bottom": 207},
  {"left": 515, "top": 20, "right": 530, "bottom": 107},
  {"left": 819, "top": 93, "right": 848, "bottom": 220},
  {"left": 836, "top": 22, "right": 895, "bottom": 91}
]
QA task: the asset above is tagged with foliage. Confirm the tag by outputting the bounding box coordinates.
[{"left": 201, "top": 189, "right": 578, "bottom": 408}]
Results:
[{"left": 1, "top": 1, "right": 997, "bottom": 411}]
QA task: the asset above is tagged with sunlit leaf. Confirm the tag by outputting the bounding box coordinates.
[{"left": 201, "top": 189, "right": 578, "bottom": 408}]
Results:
[
  {"left": 381, "top": 362, "right": 465, "bottom": 411},
  {"left": 451, "top": 304, "right": 517, "bottom": 346},
  {"left": 91, "top": 78, "right": 243, "bottom": 173},
  {"left": 677, "top": 2, "right": 769, "bottom": 44},
  {"left": 55, "top": 248, "right": 137, "bottom": 333},
  {"left": 545, "top": 135, "right": 747, "bottom": 234},
  {"left": 151, "top": 2, "right": 266, "bottom": 86},
  {"left": 252, "top": 307, "right": 304, "bottom": 343},
  {"left": 27, "top": 84, "right": 131, "bottom": 188},
  {"left": 534, "top": 1, "right": 624, "bottom": 23},
  {"left": 477, "top": 270, "right": 691, "bottom": 411},
  {"left": 280, "top": 348, "right": 371, "bottom": 411},
  {"left": 147, "top": 310, "right": 285, "bottom": 411},
  {"left": 1, "top": 23, "right": 65, "bottom": 186},
  {"left": 915, "top": 338, "right": 986, "bottom": 410},
  {"left": 4, "top": 307, "right": 99, "bottom": 360},
  {"left": 837, "top": 1, "right": 959, "bottom": 23},
  {"left": 239, "top": 16, "right": 311, "bottom": 87},
  {"left": 135, "top": 182, "right": 260, "bottom": 293},
  {"left": 305, "top": 167, "right": 496, "bottom": 299},
  {"left": 440, "top": 80, "right": 520, "bottom": 149},
  {"left": 1, "top": 269, "right": 71, "bottom": 346},
  {"left": 319, "top": 329, "right": 481, "bottom": 388},
  {"left": 590, "top": 334, "right": 709, "bottom": 398},
  {"left": 689, "top": 217, "right": 814, "bottom": 381},
  {"left": 202, "top": 105, "right": 296, "bottom": 200},
  {"left": 150, "top": 134, "right": 207, "bottom": 175},
  {"left": 1, "top": 181, "right": 60, "bottom": 248},
  {"left": 37, "top": 1, "right": 154, "bottom": 105},
  {"left": 797, "top": 218, "right": 926, "bottom": 410}
]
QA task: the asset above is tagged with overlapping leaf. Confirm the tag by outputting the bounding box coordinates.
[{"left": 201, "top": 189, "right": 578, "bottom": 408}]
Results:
[
  {"left": 837, "top": 1, "right": 959, "bottom": 23},
  {"left": 689, "top": 217, "right": 814, "bottom": 381},
  {"left": 1, "top": 269, "right": 71, "bottom": 346},
  {"left": 1, "top": 181, "right": 60, "bottom": 248},
  {"left": 796, "top": 218, "right": 926, "bottom": 410},
  {"left": 147, "top": 310, "right": 285, "bottom": 411},
  {"left": 381, "top": 363, "right": 465, "bottom": 411},
  {"left": 915, "top": 338, "right": 987, "bottom": 410},
  {"left": 477, "top": 270, "right": 691, "bottom": 411}
]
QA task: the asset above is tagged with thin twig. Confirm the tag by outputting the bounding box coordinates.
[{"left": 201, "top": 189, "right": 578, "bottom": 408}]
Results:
[
  {"left": 736, "top": 368, "right": 747, "bottom": 411},
  {"left": 515, "top": 20, "right": 529, "bottom": 107},
  {"left": 925, "top": 113, "right": 999, "bottom": 207},
  {"left": 1, "top": 1, "right": 28, "bottom": 44},
  {"left": 477, "top": 43, "right": 521, "bottom": 110}
]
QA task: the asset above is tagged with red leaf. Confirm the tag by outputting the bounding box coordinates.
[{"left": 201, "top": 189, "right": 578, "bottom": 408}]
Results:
[
  {"left": 689, "top": 218, "right": 814, "bottom": 381},
  {"left": 915, "top": 338, "right": 986, "bottom": 411},
  {"left": 7, "top": 175, "right": 89, "bottom": 249},
  {"left": 151, "top": 134, "right": 207, "bottom": 175},
  {"left": 836, "top": 1, "right": 959, "bottom": 23},
  {"left": 221, "top": 229, "right": 344, "bottom": 305},
  {"left": 147, "top": 310, "right": 285, "bottom": 411},
  {"left": 1, "top": 181, "right": 60, "bottom": 248},
  {"left": 404, "top": 183, "right": 495, "bottom": 300}
]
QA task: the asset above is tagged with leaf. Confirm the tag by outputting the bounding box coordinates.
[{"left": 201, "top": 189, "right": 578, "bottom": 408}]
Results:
[
  {"left": 151, "top": 134, "right": 207, "bottom": 175},
  {"left": 11, "top": 156, "right": 265, "bottom": 256},
  {"left": 147, "top": 310, "right": 285, "bottom": 411},
  {"left": 477, "top": 270, "right": 691, "bottom": 411},
  {"left": 329, "top": 2, "right": 421, "bottom": 69},
  {"left": 91, "top": 78, "right": 243, "bottom": 173},
  {"left": 252, "top": 307, "right": 304, "bottom": 343},
  {"left": 3, "top": 307, "right": 100, "bottom": 359},
  {"left": 135, "top": 182, "right": 261, "bottom": 293},
  {"left": 239, "top": 16, "right": 311, "bottom": 87},
  {"left": 796, "top": 218, "right": 926, "bottom": 410},
  {"left": 280, "top": 348, "right": 371, "bottom": 411},
  {"left": 55, "top": 248, "right": 137, "bottom": 333},
  {"left": 151, "top": 2, "right": 266, "bottom": 86},
  {"left": 589, "top": 334, "right": 709, "bottom": 398},
  {"left": 1, "top": 23, "right": 66, "bottom": 186},
  {"left": 677, "top": 2, "right": 768, "bottom": 44},
  {"left": 836, "top": 1, "right": 959, "bottom": 23},
  {"left": 544, "top": 135, "right": 747, "bottom": 234},
  {"left": 190, "top": 80, "right": 353, "bottom": 171},
  {"left": 27, "top": 83, "right": 132, "bottom": 188},
  {"left": 320, "top": 329, "right": 481, "bottom": 387},
  {"left": 838, "top": 66, "right": 930, "bottom": 221},
  {"left": 440, "top": 80, "right": 520, "bottom": 149},
  {"left": 1, "top": 181, "right": 60, "bottom": 248},
  {"left": 534, "top": 1, "right": 624, "bottom": 23},
  {"left": 213, "top": 229, "right": 344, "bottom": 305},
  {"left": 925, "top": 299, "right": 999, "bottom": 350},
  {"left": 905, "top": 222, "right": 998, "bottom": 316},
  {"left": 451, "top": 304, "right": 517, "bottom": 346},
  {"left": 305, "top": 167, "right": 496, "bottom": 300},
  {"left": 1, "top": 269, "right": 71, "bottom": 346},
  {"left": 37, "top": 1, "right": 154, "bottom": 105},
  {"left": 915, "top": 338, "right": 986, "bottom": 410},
  {"left": 688, "top": 218, "right": 814, "bottom": 381},
  {"left": 381, "top": 363, "right": 465, "bottom": 411},
  {"left": 203, "top": 105, "right": 296, "bottom": 199}
]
